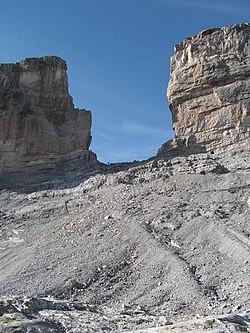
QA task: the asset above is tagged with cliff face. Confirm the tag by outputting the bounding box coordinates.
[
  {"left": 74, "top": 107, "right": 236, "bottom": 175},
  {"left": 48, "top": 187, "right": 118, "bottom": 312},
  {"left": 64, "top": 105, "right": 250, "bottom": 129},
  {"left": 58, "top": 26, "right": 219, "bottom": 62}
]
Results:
[
  {"left": 159, "top": 23, "right": 250, "bottom": 156},
  {"left": 0, "top": 56, "right": 95, "bottom": 172}
]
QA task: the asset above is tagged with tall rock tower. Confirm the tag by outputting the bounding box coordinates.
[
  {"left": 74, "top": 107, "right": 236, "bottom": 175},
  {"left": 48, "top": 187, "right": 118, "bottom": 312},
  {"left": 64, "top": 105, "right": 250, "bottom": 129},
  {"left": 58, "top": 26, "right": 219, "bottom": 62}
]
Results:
[
  {"left": 0, "top": 56, "right": 96, "bottom": 172},
  {"left": 159, "top": 23, "right": 250, "bottom": 156}
]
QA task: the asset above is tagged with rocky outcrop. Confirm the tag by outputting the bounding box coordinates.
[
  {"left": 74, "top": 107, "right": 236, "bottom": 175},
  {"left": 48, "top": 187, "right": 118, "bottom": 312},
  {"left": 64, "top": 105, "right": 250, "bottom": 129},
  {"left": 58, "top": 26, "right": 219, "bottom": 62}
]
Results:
[
  {"left": 0, "top": 56, "right": 96, "bottom": 172},
  {"left": 159, "top": 23, "right": 250, "bottom": 156},
  {"left": 0, "top": 297, "right": 249, "bottom": 333}
]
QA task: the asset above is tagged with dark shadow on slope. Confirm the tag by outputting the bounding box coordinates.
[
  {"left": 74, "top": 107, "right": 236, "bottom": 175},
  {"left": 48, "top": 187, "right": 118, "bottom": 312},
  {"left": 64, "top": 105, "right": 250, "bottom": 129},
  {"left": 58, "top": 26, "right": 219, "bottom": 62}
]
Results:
[
  {"left": 0, "top": 158, "right": 152, "bottom": 194},
  {"left": 0, "top": 133, "right": 231, "bottom": 194}
]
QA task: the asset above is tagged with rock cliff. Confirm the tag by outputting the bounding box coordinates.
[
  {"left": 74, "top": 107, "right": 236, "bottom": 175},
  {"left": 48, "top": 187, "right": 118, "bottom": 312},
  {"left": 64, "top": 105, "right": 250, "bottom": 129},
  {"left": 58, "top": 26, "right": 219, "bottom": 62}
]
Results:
[
  {"left": 0, "top": 56, "right": 96, "bottom": 172},
  {"left": 159, "top": 23, "right": 250, "bottom": 156},
  {"left": 0, "top": 24, "right": 250, "bottom": 333}
]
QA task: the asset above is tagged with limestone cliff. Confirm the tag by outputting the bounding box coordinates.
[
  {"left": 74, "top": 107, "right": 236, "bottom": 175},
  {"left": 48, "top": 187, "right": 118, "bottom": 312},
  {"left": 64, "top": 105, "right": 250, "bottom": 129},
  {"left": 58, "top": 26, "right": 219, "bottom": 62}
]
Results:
[
  {"left": 0, "top": 56, "right": 96, "bottom": 172},
  {"left": 159, "top": 23, "right": 250, "bottom": 156}
]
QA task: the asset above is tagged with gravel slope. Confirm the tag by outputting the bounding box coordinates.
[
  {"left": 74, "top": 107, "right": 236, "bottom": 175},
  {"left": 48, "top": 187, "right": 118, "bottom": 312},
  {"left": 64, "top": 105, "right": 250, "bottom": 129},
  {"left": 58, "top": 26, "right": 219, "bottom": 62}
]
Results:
[{"left": 0, "top": 152, "right": 250, "bottom": 331}]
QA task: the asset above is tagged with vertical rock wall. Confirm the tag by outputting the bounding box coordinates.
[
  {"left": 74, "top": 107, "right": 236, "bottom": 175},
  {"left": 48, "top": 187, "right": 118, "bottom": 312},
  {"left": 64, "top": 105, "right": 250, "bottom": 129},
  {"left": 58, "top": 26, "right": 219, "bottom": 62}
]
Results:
[
  {"left": 0, "top": 56, "right": 96, "bottom": 172},
  {"left": 159, "top": 23, "right": 250, "bottom": 156}
]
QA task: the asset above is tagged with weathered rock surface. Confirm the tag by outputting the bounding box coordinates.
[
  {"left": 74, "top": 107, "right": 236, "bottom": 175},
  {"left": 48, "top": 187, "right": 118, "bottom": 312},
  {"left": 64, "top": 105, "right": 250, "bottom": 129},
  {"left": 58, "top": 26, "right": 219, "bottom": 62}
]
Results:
[
  {"left": 0, "top": 297, "right": 249, "bottom": 333},
  {"left": 0, "top": 56, "right": 96, "bottom": 172},
  {"left": 159, "top": 23, "right": 250, "bottom": 156},
  {"left": 126, "top": 313, "right": 250, "bottom": 333}
]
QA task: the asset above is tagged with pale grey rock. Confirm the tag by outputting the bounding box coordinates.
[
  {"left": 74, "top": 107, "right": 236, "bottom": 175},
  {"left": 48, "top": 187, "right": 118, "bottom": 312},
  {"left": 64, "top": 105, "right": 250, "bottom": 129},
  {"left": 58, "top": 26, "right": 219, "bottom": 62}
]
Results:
[
  {"left": 0, "top": 297, "right": 249, "bottom": 333},
  {"left": 125, "top": 313, "right": 250, "bottom": 333},
  {"left": 0, "top": 56, "right": 96, "bottom": 172},
  {"left": 159, "top": 23, "right": 250, "bottom": 157}
]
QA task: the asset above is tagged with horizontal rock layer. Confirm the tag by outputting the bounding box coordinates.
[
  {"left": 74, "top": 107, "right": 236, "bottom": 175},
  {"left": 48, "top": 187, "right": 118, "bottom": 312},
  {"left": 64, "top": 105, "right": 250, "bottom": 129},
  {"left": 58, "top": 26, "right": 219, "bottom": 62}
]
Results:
[
  {"left": 160, "top": 23, "right": 250, "bottom": 156},
  {"left": 0, "top": 56, "right": 96, "bottom": 172}
]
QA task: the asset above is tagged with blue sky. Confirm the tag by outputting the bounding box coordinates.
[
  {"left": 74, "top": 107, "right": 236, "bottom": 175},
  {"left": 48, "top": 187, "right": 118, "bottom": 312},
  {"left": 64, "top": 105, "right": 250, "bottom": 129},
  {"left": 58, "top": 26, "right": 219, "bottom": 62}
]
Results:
[{"left": 1, "top": 0, "right": 250, "bottom": 163}]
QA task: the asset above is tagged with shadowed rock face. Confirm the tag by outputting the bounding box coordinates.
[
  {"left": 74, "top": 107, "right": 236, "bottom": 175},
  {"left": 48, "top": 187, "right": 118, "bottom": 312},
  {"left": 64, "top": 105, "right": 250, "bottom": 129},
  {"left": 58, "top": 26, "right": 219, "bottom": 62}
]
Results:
[
  {"left": 0, "top": 56, "right": 96, "bottom": 172},
  {"left": 159, "top": 23, "right": 250, "bottom": 156}
]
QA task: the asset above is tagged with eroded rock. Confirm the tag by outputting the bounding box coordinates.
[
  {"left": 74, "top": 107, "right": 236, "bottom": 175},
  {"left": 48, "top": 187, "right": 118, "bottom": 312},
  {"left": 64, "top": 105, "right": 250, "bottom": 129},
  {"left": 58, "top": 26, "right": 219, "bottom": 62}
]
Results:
[
  {"left": 0, "top": 297, "right": 249, "bottom": 333},
  {"left": 159, "top": 23, "right": 250, "bottom": 156},
  {"left": 0, "top": 56, "right": 96, "bottom": 172}
]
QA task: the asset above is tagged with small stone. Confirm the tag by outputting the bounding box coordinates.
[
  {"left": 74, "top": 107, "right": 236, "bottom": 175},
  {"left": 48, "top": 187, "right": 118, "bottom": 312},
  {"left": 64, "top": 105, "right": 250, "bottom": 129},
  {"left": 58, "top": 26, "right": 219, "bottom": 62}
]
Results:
[
  {"left": 232, "top": 304, "right": 242, "bottom": 312},
  {"left": 170, "top": 239, "right": 181, "bottom": 248}
]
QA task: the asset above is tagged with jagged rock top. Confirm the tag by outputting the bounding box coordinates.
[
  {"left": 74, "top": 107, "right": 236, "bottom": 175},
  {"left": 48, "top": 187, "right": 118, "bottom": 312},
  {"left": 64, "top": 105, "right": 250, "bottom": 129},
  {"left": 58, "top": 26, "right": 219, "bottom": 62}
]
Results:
[
  {"left": 159, "top": 23, "right": 250, "bottom": 157},
  {"left": 1, "top": 56, "right": 69, "bottom": 99},
  {"left": 174, "top": 23, "right": 250, "bottom": 53},
  {"left": 0, "top": 56, "right": 96, "bottom": 172},
  {"left": 2, "top": 55, "right": 67, "bottom": 67}
]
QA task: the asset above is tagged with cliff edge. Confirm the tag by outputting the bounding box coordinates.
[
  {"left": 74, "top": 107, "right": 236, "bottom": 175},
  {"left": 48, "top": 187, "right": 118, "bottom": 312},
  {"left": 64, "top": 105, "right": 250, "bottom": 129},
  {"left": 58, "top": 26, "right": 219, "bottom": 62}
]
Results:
[{"left": 0, "top": 56, "right": 96, "bottom": 172}]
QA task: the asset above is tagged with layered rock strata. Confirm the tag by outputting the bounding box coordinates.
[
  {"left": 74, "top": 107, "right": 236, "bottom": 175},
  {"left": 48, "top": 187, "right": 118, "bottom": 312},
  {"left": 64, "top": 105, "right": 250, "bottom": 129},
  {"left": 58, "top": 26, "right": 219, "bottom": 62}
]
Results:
[
  {"left": 0, "top": 56, "right": 95, "bottom": 172},
  {"left": 159, "top": 23, "right": 250, "bottom": 156}
]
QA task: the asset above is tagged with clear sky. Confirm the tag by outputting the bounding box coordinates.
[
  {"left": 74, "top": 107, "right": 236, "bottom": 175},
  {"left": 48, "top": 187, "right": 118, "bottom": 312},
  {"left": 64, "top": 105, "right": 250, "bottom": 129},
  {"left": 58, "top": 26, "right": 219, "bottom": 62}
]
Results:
[{"left": 1, "top": 0, "right": 250, "bottom": 163}]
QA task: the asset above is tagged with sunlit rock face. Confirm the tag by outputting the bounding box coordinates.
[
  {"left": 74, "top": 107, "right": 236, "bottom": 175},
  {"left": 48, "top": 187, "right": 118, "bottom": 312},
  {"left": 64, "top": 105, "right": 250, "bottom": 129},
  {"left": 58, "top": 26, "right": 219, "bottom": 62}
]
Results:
[
  {"left": 159, "top": 23, "right": 250, "bottom": 156},
  {"left": 0, "top": 56, "right": 96, "bottom": 172}
]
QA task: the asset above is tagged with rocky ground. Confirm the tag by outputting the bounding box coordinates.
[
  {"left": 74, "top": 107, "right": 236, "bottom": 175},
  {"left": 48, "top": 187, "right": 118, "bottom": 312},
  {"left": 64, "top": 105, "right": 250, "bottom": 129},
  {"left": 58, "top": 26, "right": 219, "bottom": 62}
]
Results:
[{"left": 0, "top": 151, "right": 250, "bottom": 332}]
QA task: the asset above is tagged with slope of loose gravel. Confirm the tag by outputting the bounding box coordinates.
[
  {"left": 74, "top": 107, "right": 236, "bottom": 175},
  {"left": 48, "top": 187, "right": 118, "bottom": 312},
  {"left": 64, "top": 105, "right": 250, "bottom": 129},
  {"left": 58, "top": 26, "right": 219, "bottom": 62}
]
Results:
[{"left": 0, "top": 152, "right": 250, "bottom": 331}]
